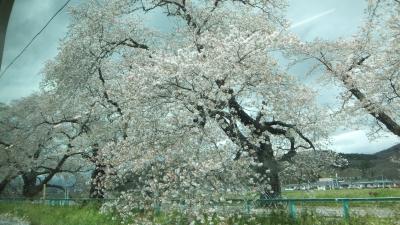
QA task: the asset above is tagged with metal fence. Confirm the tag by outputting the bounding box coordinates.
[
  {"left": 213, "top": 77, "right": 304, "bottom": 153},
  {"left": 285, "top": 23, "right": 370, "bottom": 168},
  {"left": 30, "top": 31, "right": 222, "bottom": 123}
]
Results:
[
  {"left": 1, "top": 197, "right": 400, "bottom": 221},
  {"left": 0, "top": 197, "right": 110, "bottom": 206},
  {"left": 254, "top": 197, "right": 400, "bottom": 220}
]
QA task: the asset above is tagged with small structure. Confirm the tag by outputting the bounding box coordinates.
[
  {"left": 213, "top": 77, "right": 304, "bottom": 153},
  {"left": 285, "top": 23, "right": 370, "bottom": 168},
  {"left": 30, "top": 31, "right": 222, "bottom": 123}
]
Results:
[
  {"left": 348, "top": 180, "right": 397, "bottom": 189},
  {"left": 282, "top": 179, "right": 400, "bottom": 191},
  {"left": 316, "top": 178, "right": 335, "bottom": 190}
]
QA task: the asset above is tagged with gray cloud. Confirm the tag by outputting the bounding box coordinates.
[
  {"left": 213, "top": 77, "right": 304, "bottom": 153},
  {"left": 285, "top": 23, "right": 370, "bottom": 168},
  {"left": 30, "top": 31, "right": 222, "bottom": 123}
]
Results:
[
  {"left": 331, "top": 130, "right": 399, "bottom": 154},
  {"left": 287, "top": 0, "right": 366, "bottom": 40},
  {"left": 0, "top": 0, "right": 79, "bottom": 103}
]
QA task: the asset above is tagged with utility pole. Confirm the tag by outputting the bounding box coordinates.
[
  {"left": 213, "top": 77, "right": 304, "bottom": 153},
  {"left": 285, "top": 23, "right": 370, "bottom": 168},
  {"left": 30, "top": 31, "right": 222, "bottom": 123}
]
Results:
[{"left": 0, "top": 0, "right": 15, "bottom": 71}]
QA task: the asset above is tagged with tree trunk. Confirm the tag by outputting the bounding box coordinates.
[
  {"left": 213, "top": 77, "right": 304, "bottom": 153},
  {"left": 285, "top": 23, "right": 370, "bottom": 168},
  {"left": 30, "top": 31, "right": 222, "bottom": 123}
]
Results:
[
  {"left": 21, "top": 154, "right": 71, "bottom": 197},
  {"left": 0, "top": 180, "right": 9, "bottom": 194},
  {"left": 257, "top": 141, "right": 281, "bottom": 198},
  {"left": 89, "top": 164, "right": 105, "bottom": 199},
  {"left": 0, "top": 176, "right": 12, "bottom": 195},
  {"left": 22, "top": 172, "right": 67, "bottom": 198},
  {"left": 268, "top": 167, "right": 281, "bottom": 197},
  {"left": 89, "top": 145, "right": 105, "bottom": 199},
  {"left": 22, "top": 172, "right": 41, "bottom": 198}
]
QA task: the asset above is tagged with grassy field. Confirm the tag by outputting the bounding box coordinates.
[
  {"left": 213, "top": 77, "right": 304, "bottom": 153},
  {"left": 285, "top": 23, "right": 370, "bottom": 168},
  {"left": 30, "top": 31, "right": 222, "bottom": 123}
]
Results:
[
  {"left": 282, "top": 188, "right": 400, "bottom": 198},
  {"left": 280, "top": 188, "right": 400, "bottom": 208},
  {"left": 0, "top": 189, "right": 399, "bottom": 225},
  {"left": 0, "top": 201, "right": 399, "bottom": 225},
  {"left": 0, "top": 202, "right": 120, "bottom": 225}
]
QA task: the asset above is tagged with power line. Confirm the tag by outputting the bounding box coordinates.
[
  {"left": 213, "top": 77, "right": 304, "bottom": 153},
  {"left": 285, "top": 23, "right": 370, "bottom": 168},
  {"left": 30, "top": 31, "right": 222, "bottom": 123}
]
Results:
[{"left": 0, "top": 0, "right": 72, "bottom": 80}]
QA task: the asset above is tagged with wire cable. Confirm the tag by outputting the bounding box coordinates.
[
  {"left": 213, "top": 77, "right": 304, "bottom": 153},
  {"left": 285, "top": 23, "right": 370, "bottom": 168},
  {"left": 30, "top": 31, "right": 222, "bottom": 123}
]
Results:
[{"left": 0, "top": 0, "right": 71, "bottom": 80}]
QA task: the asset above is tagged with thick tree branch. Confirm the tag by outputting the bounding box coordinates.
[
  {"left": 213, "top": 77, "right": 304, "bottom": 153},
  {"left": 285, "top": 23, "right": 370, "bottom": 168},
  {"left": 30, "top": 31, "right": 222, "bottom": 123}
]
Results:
[
  {"left": 318, "top": 53, "right": 400, "bottom": 137},
  {"left": 227, "top": 95, "right": 315, "bottom": 151}
]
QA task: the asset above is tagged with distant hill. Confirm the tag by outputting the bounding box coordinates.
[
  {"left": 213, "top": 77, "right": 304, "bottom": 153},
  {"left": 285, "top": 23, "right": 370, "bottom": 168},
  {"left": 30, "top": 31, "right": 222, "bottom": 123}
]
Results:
[
  {"left": 337, "top": 143, "right": 400, "bottom": 180},
  {"left": 374, "top": 143, "right": 400, "bottom": 159}
]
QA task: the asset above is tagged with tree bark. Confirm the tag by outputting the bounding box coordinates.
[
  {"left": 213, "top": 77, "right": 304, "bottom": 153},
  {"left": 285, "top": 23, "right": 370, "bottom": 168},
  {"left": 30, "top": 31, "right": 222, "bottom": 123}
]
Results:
[
  {"left": 257, "top": 141, "right": 281, "bottom": 198},
  {"left": 89, "top": 165, "right": 105, "bottom": 199},
  {"left": 22, "top": 172, "right": 67, "bottom": 197},
  {"left": 348, "top": 87, "right": 400, "bottom": 137},
  {"left": 209, "top": 108, "right": 282, "bottom": 197},
  {"left": 89, "top": 145, "right": 105, "bottom": 199},
  {"left": 0, "top": 175, "right": 12, "bottom": 195},
  {"left": 22, "top": 172, "right": 41, "bottom": 198},
  {"left": 21, "top": 154, "right": 70, "bottom": 197},
  {"left": 195, "top": 94, "right": 288, "bottom": 198},
  {"left": 320, "top": 56, "right": 400, "bottom": 137},
  {"left": 228, "top": 97, "right": 283, "bottom": 197}
]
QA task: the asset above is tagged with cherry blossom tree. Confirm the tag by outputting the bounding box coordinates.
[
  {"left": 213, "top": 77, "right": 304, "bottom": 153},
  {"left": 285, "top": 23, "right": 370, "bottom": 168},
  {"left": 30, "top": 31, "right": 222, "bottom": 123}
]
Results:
[
  {"left": 40, "top": 0, "right": 339, "bottom": 220},
  {"left": 0, "top": 95, "right": 52, "bottom": 195},
  {"left": 0, "top": 94, "right": 97, "bottom": 197},
  {"left": 117, "top": 0, "right": 332, "bottom": 197},
  {"left": 0, "top": 103, "right": 21, "bottom": 194}
]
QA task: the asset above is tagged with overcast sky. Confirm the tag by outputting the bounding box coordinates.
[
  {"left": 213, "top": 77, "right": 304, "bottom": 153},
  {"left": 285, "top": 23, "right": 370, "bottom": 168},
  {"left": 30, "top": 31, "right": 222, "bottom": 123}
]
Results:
[
  {"left": 0, "top": 0, "right": 398, "bottom": 153},
  {"left": 1, "top": 0, "right": 74, "bottom": 102}
]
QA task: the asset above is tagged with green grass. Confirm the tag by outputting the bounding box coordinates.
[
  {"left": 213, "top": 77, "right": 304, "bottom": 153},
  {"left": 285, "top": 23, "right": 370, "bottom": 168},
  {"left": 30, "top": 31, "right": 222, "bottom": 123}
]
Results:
[
  {"left": 3, "top": 189, "right": 398, "bottom": 224},
  {"left": 0, "top": 201, "right": 399, "bottom": 225},
  {"left": 152, "top": 211, "right": 400, "bottom": 225},
  {"left": 0, "top": 202, "right": 120, "bottom": 225},
  {"left": 282, "top": 188, "right": 400, "bottom": 199}
]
